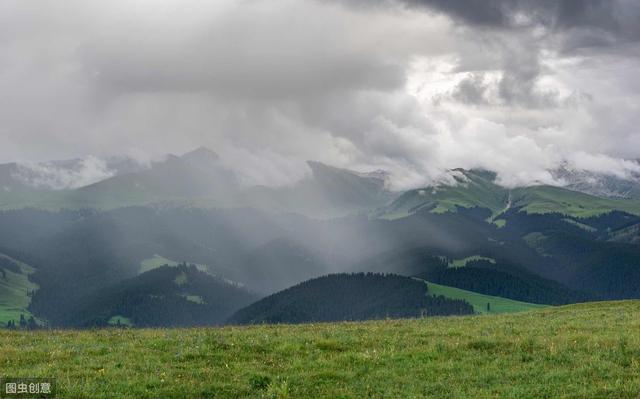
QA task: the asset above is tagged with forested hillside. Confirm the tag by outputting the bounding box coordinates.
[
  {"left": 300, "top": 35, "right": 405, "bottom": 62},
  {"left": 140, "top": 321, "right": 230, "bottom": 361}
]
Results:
[
  {"left": 64, "top": 265, "right": 258, "bottom": 328},
  {"left": 228, "top": 273, "right": 474, "bottom": 325},
  {"left": 355, "top": 249, "right": 592, "bottom": 305}
]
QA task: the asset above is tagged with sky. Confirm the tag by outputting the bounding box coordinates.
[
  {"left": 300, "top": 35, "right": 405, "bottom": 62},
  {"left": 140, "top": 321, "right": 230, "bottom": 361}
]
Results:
[{"left": 0, "top": 0, "right": 639, "bottom": 189}]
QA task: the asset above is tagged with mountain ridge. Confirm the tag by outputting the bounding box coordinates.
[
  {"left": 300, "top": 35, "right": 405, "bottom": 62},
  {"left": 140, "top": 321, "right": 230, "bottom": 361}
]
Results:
[{"left": 2, "top": 149, "right": 640, "bottom": 221}]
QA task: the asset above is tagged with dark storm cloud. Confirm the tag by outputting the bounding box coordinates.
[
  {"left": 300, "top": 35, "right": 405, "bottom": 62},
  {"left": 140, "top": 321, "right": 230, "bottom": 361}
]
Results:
[
  {"left": 342, "top": 0, "right": 640, "bottom": 48},
  {"left": 391, "top": 0, "right": 632, "bottom": 33},
  {"left": 450, "top": 74, "right": 490, "bottom": 105},
  {"left": 496, "top": 43, "right": 560, "bottom": 108},
  {"left": 377, "top": 0, "right": 638, "bottom": 108}
]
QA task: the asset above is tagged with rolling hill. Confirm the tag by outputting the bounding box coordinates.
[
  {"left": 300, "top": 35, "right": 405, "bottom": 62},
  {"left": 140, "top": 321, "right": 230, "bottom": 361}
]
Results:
[
  {"left": 379, "top": 169, "right": 507, "bottom": 219},
  {"left": 63, "top": 265, "right": 258, "bottom": 328},
  {"left": 228, "top": 273, "right": 474, "bottom": 325},
  {"left": 354, "top": 247, "right": 590, "bottom": 305},
  {"left": 511, "top": 185, "right": 640, "bottom": 217}
]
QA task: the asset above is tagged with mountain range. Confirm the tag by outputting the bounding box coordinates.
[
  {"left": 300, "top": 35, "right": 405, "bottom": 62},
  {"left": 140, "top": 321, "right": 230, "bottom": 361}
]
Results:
[
  {"left": 1, "top": 148, "right": 639, "bottom": 328},
  {"left": 0, "top": 148, "right": 392, "bottom": 218}
]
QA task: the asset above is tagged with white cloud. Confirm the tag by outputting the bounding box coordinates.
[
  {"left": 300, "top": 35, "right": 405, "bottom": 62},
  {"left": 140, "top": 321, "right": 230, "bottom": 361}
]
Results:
[
  {"left": 13, "top": 156, "right": 116, "bottom": 190},
  {"left": 0, "top": 0, "right": 638, "bottom": 189}
]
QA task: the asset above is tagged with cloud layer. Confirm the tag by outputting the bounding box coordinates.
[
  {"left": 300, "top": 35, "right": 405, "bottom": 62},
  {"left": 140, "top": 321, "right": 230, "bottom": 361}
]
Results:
[
  {"left": 0, "top": 0, "right": 638, "bottom": 188},
  {"left": 13, "top": 157, "right": 116, "bottom": 190}
]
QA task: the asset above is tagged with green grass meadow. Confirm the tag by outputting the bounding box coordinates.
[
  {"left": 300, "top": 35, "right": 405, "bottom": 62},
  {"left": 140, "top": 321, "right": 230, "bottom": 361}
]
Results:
[
  {"left": 0, "top": 254, "right": 38, "bottom": 325},
  {"left": 513, "top": 186, "right": 640, "bottom": 218},
  {"left": 447, "top": 255, "right": 496, "bottom": 269},
  {"left": 138, "top": 255, "right": 208, "bottom": 275},
  {"left": 1, "top": 301, "right": 638, "bottom": 398},
  {"left": 425, "top": 281, "right": 547, "bottom": 314}
]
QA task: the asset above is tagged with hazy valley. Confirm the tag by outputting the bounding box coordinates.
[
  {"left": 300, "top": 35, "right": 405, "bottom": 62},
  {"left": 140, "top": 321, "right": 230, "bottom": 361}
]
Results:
[{"left": 1, "top": 148, "right": 639, "bottom": 330}]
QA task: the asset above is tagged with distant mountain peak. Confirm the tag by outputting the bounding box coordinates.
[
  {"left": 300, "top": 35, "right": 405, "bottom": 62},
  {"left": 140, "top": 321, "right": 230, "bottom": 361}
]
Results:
[
  {"left": 179, "top": 147, "right": 222, "bottom": 171},
  {"left": 181, "top": 147, "right": 219, "bottom": 161},
  {"left": 306, "top": 161, "right": 389, "bottom": 185},
  {"left": 306, "top": 160, "right": 337, "bottom": 174},
  {"left": 551, "top": 166, "right": 640, "bottom": 199},
  {"left": 354, "top": 169, "right": 389, "bottom": 184}
]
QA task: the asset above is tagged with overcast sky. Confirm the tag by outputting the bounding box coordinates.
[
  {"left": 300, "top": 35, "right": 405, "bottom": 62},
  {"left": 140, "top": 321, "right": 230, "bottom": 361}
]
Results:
[{"left": 1, "top": 0, "right": 639, "bottom": 188}]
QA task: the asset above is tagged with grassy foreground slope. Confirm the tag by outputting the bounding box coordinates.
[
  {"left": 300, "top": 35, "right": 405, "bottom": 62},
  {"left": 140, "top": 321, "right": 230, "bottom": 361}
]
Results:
[{"left": 1, "top": 301, "right": 639, "bottom": 398}]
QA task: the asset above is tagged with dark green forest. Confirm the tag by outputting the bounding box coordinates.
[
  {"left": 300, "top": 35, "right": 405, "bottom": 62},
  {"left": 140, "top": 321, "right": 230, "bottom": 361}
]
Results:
[
  {"left": 228, "top": 273, "right": 474, "bottom": 325},
  {"left": 63, "top": 265, "right": 258, "bottom": 327}
]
